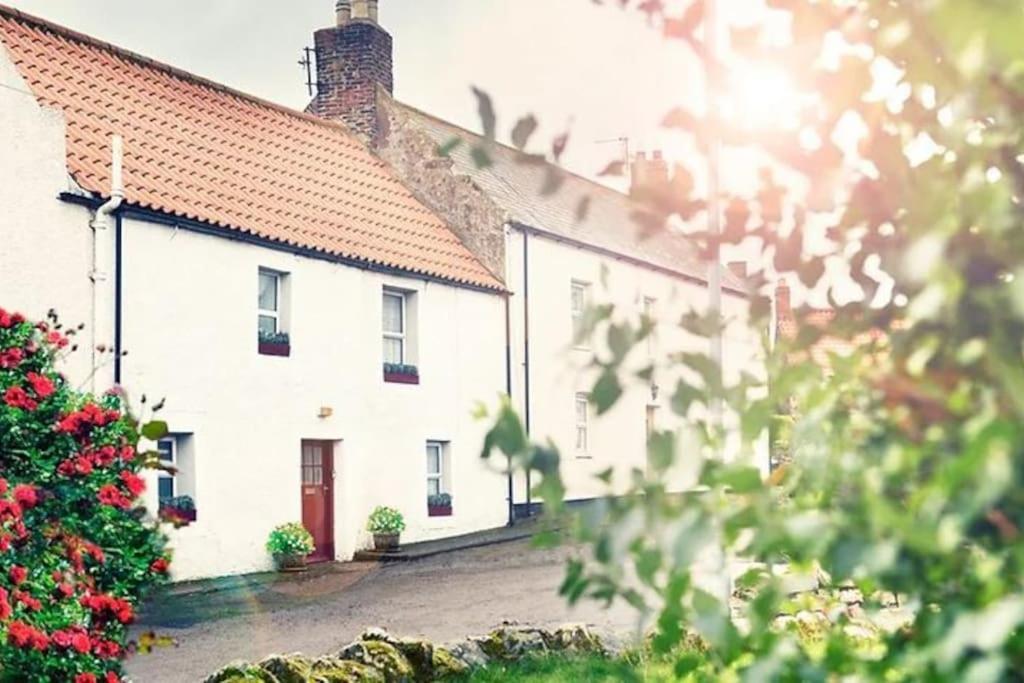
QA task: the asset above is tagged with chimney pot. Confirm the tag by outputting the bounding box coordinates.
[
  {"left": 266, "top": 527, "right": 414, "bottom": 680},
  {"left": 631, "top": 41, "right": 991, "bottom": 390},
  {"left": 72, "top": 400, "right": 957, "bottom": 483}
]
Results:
[
  {"left": 352, "top": 0, "right": 379, "bottom": 21},
  {"left": 335, "top": 0, "right": 352, "bottom": 25},
  {"left": 652, "top": 150, "right": 663, "bottom": 160}
]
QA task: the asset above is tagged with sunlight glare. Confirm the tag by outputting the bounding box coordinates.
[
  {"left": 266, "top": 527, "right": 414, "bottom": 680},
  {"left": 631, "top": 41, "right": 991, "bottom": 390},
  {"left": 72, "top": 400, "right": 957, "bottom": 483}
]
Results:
[{"left": 720, "top": 63, "right": 801, "bottom": 131}]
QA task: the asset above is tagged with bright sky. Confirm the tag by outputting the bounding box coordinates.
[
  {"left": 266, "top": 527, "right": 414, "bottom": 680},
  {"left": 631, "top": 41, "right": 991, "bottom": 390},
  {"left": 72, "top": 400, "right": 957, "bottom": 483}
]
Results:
[{"left": 5, "top": 0, "right": 733, "bottom": 191}]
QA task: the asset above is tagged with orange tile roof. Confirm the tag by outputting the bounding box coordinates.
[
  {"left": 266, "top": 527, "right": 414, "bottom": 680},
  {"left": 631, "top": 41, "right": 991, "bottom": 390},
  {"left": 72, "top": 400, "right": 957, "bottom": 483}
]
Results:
[{"left": 0, "top": 5, "right": 503, "bottom": 292}]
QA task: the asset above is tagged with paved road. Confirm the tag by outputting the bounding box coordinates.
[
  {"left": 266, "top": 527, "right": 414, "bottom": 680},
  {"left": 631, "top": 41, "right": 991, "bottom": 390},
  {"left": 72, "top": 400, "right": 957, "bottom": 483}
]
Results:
[{"left": 126, "top": 540, "right": 640, "bottom": 682}]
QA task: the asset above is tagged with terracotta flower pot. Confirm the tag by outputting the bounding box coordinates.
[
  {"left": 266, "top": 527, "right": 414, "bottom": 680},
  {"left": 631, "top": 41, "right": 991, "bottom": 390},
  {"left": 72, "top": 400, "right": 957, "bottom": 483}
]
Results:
[
  {"left": 373, "top": 533, "right": 400, "bottom": 551},
  {"left": 275, "top": 554, "right": 309, "bottom": 572}
]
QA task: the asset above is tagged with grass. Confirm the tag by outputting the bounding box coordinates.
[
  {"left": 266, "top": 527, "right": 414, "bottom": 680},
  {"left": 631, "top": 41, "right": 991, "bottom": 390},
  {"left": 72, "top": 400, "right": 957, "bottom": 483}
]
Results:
[{"left": 459, "top": 653, "right": 678, "bottom": 682}]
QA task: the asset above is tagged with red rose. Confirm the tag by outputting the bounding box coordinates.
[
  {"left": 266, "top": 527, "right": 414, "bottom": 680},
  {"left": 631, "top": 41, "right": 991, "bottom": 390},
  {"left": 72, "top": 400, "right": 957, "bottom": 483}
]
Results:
[
  {"left": 6, "top": 621, "right": 32, "bottom": 648},
  {"left": 105, "top": 672, "right": 120, "bottom": 683},
  {"left": 150, "top": 557, "right": 170, "bottom": 574},
  {"left": 119, "top": 471, "right": 145, "bottom": 497},
  {"left": 12, "top": 484, "right": 37, "bottom": 509},
  {"left": 0, "top": 587, "right": 11, "bottom": 620},
  {"left": 75, "top": 674, "right": 97, "bottom": 683},
  {"left": 0, "top": 477, "right": 7, "bottom": 495},
  {"left": 0, "top": 347, "right": 23, "bottom": 369},
  {"left": 3, "top": 386, "right": 37, "bottom": 411},
  {"left": 71, "top": 631, "right": 91, "bottom": 653},
  {"left": 26, "top": 371, "right": 55, "bottom": 399},
  {"left": 94, "top": 639, "right": 121, "bottom": 658},
  {"left": 9, "top": 565, "right": 27, "bottom": 585},
  {"left": 97, "top": 485, "right": 129, "bottom": 509}
]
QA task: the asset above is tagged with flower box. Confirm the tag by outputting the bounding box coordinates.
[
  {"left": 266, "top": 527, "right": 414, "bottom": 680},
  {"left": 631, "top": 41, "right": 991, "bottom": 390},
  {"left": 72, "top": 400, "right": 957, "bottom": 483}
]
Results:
[
  {"left": 259, "top": 331, "right": 291, "bottom": 357},
  {"left": 427, "top": 493, "right": 452, "bottom": 517},
  {"left": 159, "top": 505, "right": 196, "bottom": 525},
  {"left": 383, "top": 363, "right": 419, "bottom": 385},
  {"left": 258, "top": 341, "right": 290, "bottom": 357},
  {"left": 159, "top": 495, "right": 196, "bottom": 526}
]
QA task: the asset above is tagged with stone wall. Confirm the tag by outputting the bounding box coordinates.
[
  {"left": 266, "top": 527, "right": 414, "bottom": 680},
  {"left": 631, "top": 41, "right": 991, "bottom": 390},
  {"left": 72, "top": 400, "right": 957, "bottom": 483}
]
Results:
[
  {"left": 204, "top": 624, "right": 611, "bottom": 682},
  {"left": 376, "top": 94, "right": 509, "bottom": 281}
]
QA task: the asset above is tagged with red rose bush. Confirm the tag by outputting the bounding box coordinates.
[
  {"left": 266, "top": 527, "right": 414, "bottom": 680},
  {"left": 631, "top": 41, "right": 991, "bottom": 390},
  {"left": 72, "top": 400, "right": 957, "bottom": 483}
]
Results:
[{"left": 0, "top": 308, "right": 169, "bottom": 680}]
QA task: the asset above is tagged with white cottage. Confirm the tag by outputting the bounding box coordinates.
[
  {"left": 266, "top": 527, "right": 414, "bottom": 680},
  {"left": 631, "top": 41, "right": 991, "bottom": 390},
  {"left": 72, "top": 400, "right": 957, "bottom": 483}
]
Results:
[
  {"left": 307, "top": 2, "right": 769, "bottom": 512},
  {"left": 0, "top": 5, "right": 510, "bottom": 580}
]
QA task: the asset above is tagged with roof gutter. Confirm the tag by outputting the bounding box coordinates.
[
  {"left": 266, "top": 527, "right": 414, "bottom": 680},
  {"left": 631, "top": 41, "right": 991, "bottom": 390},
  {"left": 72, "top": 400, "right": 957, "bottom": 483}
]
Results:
[
  {"left": 506, "top": 221, "right": 749, "bottom": 299},
  {"left": 62, "top": 193, "right": 506, "bottom": 297}
]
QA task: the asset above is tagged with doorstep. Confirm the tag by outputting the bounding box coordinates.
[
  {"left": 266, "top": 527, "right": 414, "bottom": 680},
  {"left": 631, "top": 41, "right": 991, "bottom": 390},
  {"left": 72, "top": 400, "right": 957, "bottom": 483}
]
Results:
[{"left": 353, "top": 518, "right": 541, "bottom": 563}]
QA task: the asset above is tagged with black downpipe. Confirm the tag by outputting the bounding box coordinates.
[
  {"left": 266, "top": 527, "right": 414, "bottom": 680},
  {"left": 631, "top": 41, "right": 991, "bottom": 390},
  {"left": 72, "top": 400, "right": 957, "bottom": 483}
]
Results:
[
  {"left": 504, "top": 295, "right": 515, "bottom": 527},
  {"left": 522, "top": 228, "right": 532, "bottom": 515},
  {"left": 113, "top": 212, "right": 124, "bottom": 385}
]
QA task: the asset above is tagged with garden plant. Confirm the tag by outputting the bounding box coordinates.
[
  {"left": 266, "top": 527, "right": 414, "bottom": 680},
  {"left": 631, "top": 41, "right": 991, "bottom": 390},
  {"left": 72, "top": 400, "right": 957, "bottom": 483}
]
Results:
[
  {"left": 479, "top": 0, "right": 1024, "bottom": 679},
  {"left": 0, "top": 310, "right": 170, "bottom": 681}
]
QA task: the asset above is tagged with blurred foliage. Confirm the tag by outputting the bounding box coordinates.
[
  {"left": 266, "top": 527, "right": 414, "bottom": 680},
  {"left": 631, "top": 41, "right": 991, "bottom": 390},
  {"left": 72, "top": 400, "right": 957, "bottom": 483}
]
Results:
[{"left": 480, "top": 0, "right": 1024, "bottom": 679}]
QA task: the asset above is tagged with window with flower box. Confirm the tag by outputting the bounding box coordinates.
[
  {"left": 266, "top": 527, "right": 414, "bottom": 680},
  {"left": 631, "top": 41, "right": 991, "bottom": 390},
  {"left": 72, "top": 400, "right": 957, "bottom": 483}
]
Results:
[
  {"left": 426, "top": 441, "right": 452, "bottom": 516},
  {"left": 383, "top": 288, "right": 418, "bottom": 383},
  {"left": 258, "top": 268, "right": 290, "bottom": 356},
  {"left": 156, "top": 434, "right": 197, "bottom": 524}
]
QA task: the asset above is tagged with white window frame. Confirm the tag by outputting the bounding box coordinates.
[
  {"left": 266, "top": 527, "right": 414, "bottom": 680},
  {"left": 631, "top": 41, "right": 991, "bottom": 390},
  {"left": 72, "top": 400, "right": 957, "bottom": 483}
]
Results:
[
  {"left": 157, "top": 437, "right": 176, "bottom": 502},
  {"left": 383, "top": 290, "right": 407, "bottom": 365},
  {"left": 426, "top": 441, "right": 446, "bottom": 496},
  {"left": 642, "top": 296, "right": 656, "bottom": 356},
  {"left": 258, "top": 269, "right": 281, "bottom": 335},
  {"left": 575, "top": 393, "right": 589, "bottom": 455},
  {"left": 571, "top": 281, "right": 591, "bottom": 348}
]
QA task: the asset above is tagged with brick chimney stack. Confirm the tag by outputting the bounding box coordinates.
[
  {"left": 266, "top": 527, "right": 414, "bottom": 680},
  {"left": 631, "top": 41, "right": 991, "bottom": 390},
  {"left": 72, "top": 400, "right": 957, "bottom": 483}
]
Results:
[
  {"left": 630, "top": 150, "right": 670, "bottom": 198},
  {"left": 310, "top": 0, "right": 393, "bottom": 144}
]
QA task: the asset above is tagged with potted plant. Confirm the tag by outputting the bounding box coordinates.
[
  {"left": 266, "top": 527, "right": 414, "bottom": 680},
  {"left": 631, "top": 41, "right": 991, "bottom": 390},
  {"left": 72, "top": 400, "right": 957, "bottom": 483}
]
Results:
[
  {"left": 158, "top": 495, "right": 197, "bottom": 526},
  {"left": 383, "top": 362, "right": 419, "bottom": 385},
  {"left": 259, "top": 330, "right": 291, "bottom": 357},
  {"left": 367, "top": 506, "right": 405, "bottom": 551},
  {"left": 266, "top": 522, "right": 315, "bottom": 572},
  {"left": 427, "top": 492, "right": 452, "bottom": 517}
]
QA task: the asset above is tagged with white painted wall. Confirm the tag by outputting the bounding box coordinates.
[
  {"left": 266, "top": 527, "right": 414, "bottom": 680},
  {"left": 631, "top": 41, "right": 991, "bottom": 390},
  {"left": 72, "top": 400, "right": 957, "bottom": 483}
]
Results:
[
  {"left": 120, "top": 219, "right": 510, "bottom": 580},
  {"left": 0, "top": 44, "right": 510, "bottom": 581},
  {"left": 506, "top": 228, "right": 767, "bottom": 503},
  {"left": 0, "top": 43, "right": 111, "bottom": 389}
]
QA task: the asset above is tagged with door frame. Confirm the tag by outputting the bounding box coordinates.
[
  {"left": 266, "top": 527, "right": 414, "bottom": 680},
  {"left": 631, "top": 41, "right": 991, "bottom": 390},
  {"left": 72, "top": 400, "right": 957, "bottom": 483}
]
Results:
[{"left": 301, "top": 440, "right": 335, "bottom": 563}]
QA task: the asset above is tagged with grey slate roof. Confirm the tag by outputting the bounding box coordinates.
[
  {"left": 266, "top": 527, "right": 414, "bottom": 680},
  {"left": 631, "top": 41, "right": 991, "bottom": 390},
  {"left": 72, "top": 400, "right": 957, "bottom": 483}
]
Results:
[{"left": 386, "top": 99, "right": 747, "bottom": 293}]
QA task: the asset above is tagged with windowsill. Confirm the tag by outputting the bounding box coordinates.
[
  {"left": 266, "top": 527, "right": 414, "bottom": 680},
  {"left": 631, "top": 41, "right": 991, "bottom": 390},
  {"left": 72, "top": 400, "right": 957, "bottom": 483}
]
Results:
[
  {"left": 571, "top": 345, "right": 592, "bottom": 353},
  {"left": 575, "top": 453, "right": 593, "bottom": 459},
  {"left": 258, "top": 341, "right": 291, "bottom": 357}
]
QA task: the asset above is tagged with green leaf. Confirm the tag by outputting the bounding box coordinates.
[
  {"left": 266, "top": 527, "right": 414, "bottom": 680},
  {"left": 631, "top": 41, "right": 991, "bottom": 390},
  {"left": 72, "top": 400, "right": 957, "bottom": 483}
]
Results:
[
  {"left": 510, "top": 114, "right": 538, "bottom": 150},
  {"left": 591, "top": 370, "right": 623, "bottom": 415},
  {"left": 141, "top": 420, "right": 168, "bottom": 441}
]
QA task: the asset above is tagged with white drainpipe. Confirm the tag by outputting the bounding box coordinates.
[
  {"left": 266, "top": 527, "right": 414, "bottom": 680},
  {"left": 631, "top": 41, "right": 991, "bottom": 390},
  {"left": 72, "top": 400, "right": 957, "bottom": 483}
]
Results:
[{"left": 89, "top": 135, "right": 124, "bottom": 390}]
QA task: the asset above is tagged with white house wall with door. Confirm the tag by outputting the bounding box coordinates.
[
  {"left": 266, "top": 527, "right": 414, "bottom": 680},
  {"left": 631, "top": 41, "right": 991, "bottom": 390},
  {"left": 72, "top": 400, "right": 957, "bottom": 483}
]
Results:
[
  {"left": 118, "top": 216, "right": 508, "bottom": 580},
  {"left": 0, "top": 6, "right": 511, "bottom": 582}
]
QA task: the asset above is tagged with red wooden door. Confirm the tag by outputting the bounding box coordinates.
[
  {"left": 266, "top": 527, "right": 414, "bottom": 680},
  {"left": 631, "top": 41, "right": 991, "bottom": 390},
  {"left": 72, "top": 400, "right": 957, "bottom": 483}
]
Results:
[{"left": 301, "top": 441, "right": 334, "bottom": 562}]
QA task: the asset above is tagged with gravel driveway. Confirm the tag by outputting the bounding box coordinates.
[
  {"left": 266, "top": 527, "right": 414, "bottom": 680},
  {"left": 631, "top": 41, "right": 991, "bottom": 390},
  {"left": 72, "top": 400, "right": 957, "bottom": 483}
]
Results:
[{"left": 126, "top": 540, "right": 640, "bottom": 682}]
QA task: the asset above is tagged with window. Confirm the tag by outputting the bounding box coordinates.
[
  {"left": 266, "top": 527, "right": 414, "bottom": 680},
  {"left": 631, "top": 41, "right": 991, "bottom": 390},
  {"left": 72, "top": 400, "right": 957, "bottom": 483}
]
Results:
[
  {"left": 571, "top": 281, "right": 590, "bottom": 346},
  {"left": 643, "top": 296, "right": 656, "bottom": 356},
  {"left": 575, "top": 393, "right": 589, "bottom": 454},
  {"left": 258, "top": 270, "right": 281, "bottom": 336},
  {"left": 426, "top": 441, "right": 448, "bottom": 496},
  {"left": 383, "top": 291, "right": 406, "bottom": 364},
  {"left": 156, "top": 438, "right": 176, "bottom": 503}
]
